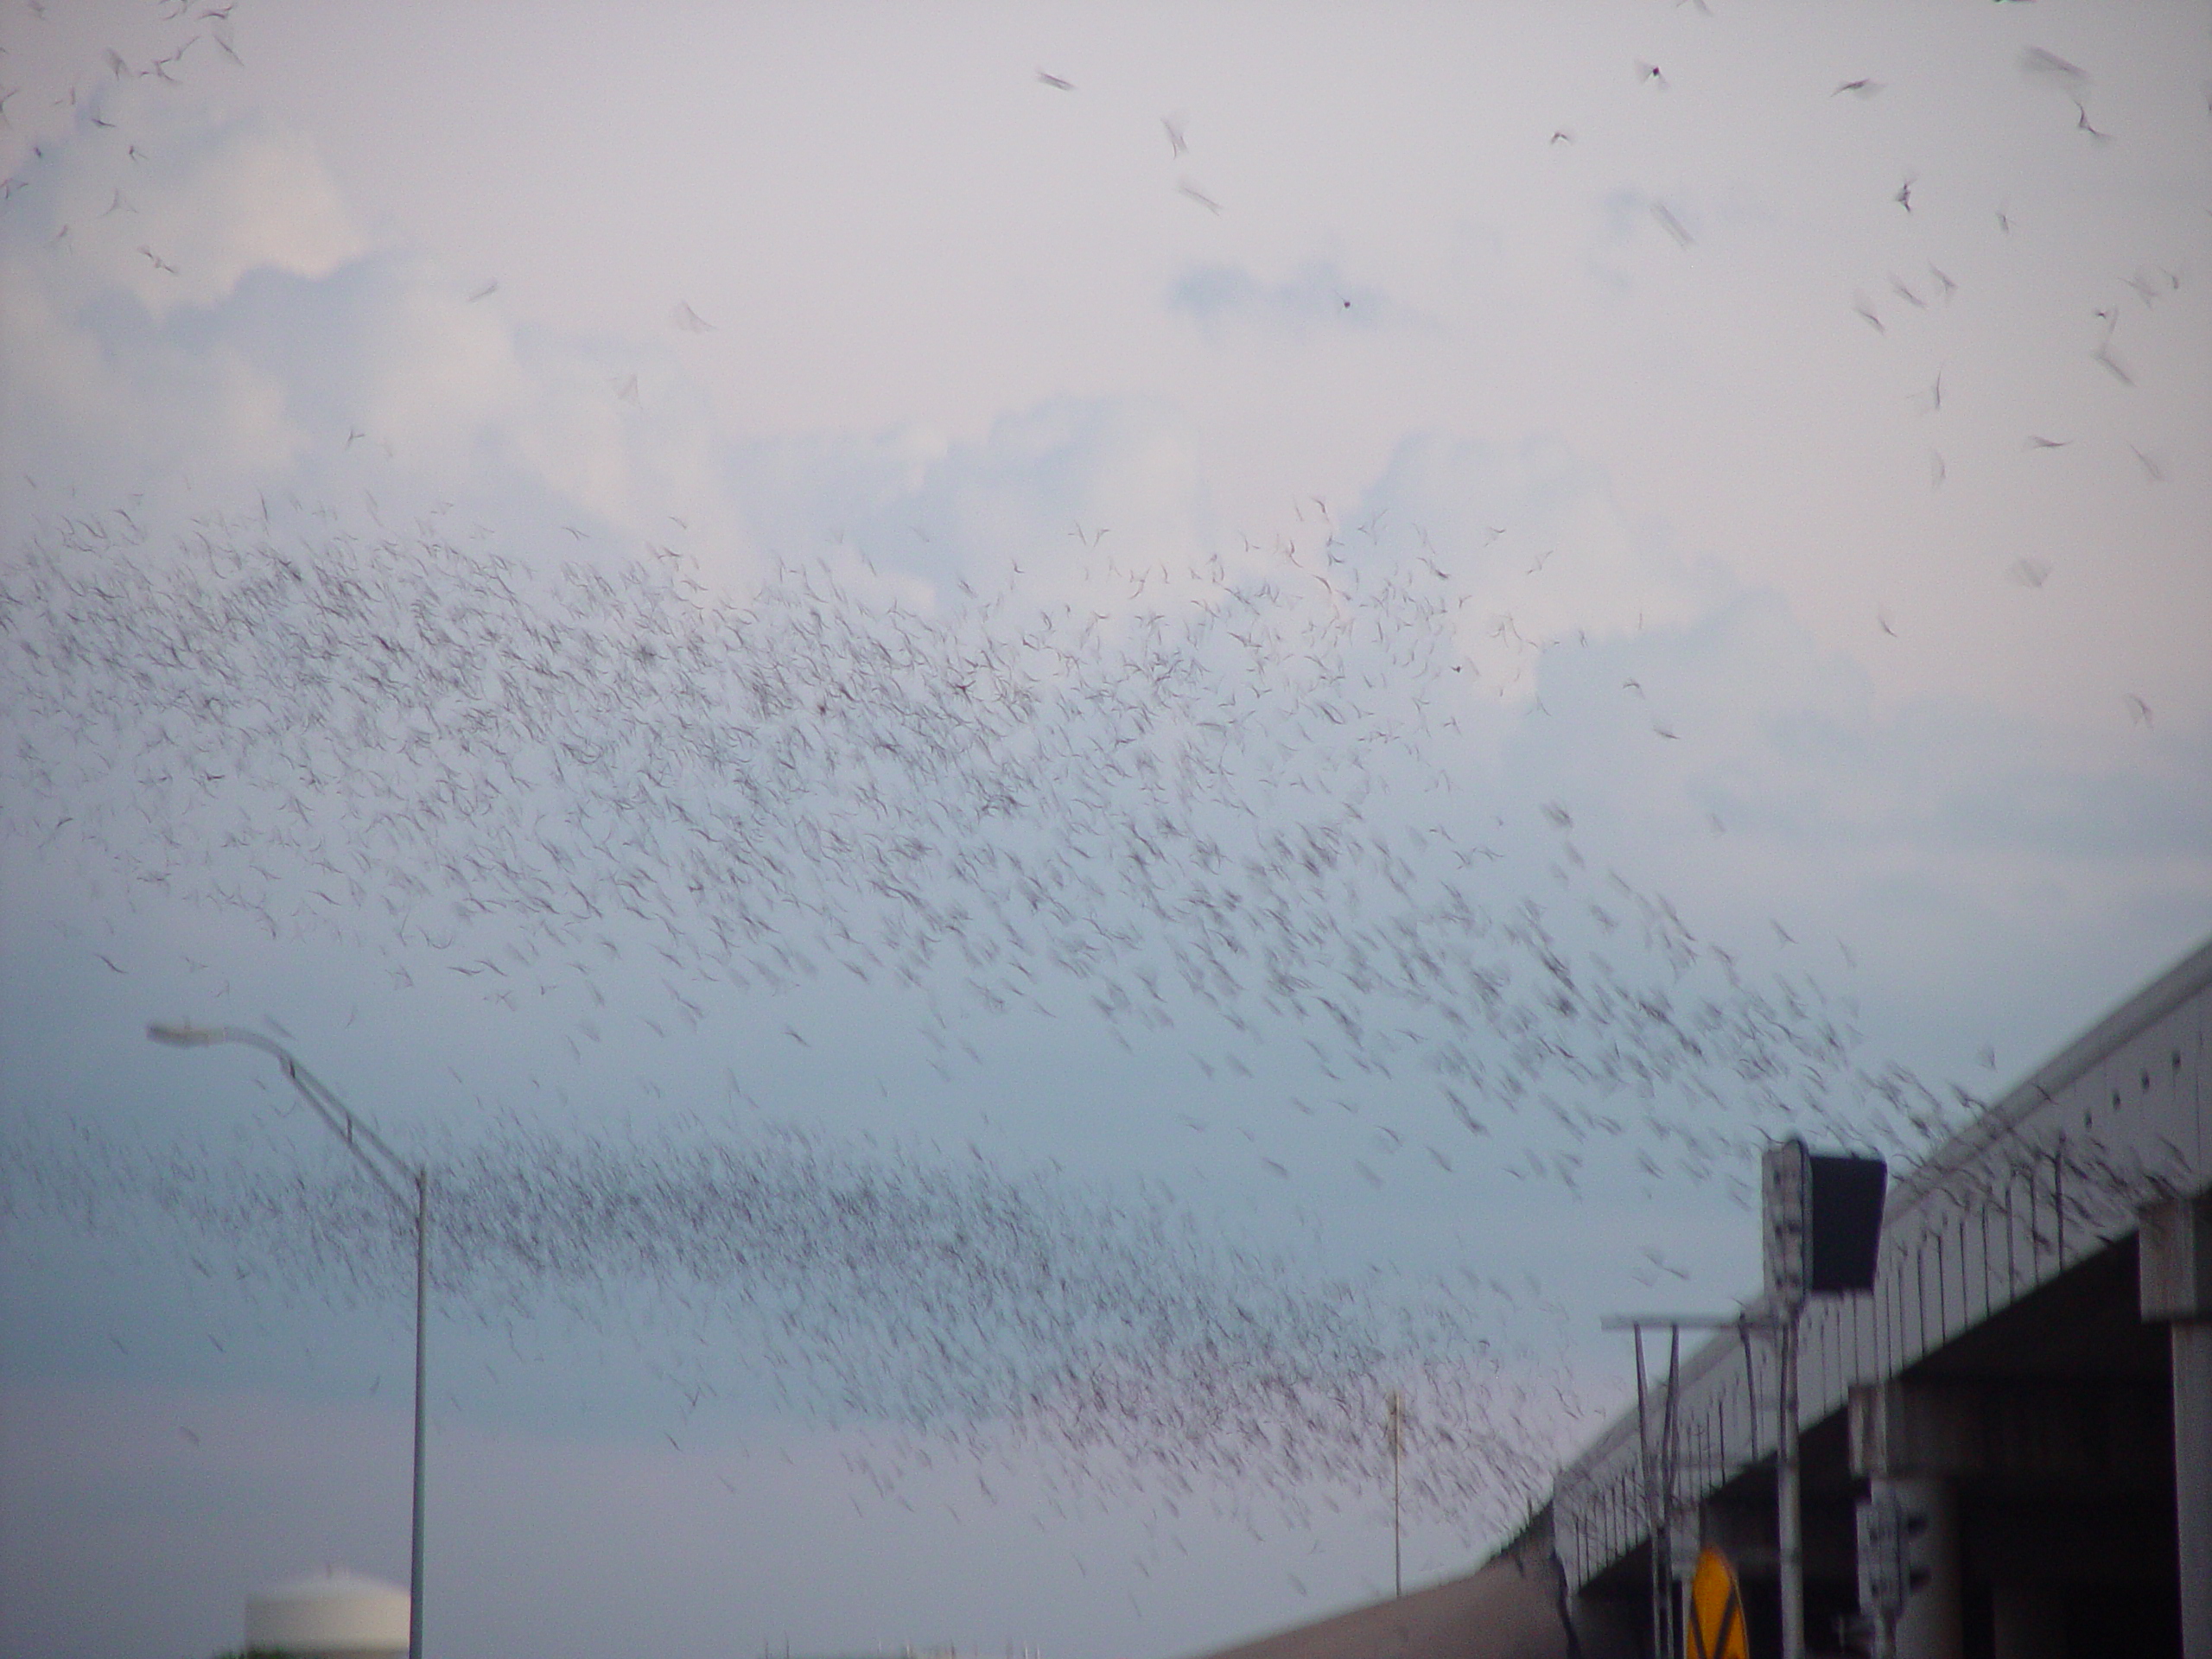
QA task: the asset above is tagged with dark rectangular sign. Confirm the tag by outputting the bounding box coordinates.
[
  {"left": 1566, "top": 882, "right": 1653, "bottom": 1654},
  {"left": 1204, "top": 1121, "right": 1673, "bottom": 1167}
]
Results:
[{"left": 1806, "top": 1154, "right": 1886, "bottom": 1293}]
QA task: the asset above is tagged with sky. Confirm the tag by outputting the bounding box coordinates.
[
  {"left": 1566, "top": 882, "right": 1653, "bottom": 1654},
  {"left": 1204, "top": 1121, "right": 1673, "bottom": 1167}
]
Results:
[{"left": 1, "top": 3, "right": 2209, "bottom": 1657}]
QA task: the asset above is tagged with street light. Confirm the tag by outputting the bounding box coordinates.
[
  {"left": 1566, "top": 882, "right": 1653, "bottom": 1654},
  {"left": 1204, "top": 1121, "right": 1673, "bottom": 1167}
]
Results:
[{"left": 149, "top": 1022, "right": 429, "bottom": 1659}]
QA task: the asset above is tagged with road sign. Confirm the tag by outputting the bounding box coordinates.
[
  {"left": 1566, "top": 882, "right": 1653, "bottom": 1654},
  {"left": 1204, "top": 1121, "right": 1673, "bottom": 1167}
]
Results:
[
  {"left": 1857, "top": 1488, "right": 1934, "bottom": 1623},
  {"left": 1764, "top": 1140, "right": 1888, "bottom": 1300},
  {"left": 1688, "top": 1546, "right": 1748, "bottom": 1659},
  {"left": 1857, "top": 1491, "right": 1904, "bottom": 1618},
  {"left": 1764, "top": 1141, "right": 1810, "bottom": 1304}
]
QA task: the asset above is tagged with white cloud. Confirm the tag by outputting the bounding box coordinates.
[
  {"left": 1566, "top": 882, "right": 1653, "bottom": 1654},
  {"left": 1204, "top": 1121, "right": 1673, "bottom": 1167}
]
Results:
[
  {"left": 1340, "top": 431, "right": 1721, "bottom": 709},
  {"left": 1491, "top": 585, "right": 2212, "bottom": 1071},
  {"left": 1, "top": 92, "right": 753, "bottom": 574},
  {"left": 20, "top": 83, "right": 362, "bottom": 314},
  {"left": 1167, "top": 257, "right": 1424, "bottom": 337},
  {"left": 732, "top": 397, "right": 1223, "bottom": 612}
]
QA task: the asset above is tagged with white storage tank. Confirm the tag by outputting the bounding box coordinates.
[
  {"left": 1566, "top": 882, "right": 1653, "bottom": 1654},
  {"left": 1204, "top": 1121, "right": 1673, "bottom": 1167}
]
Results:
[{"left": 245, "top": 1567, "right": 408, "bottom": 1659}]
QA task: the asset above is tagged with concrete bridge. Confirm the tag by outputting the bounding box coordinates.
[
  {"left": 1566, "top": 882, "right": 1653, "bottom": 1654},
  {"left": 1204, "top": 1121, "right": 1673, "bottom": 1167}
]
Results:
[
  {"left": 1554, "top": 936, "right": 2212, "bottom": 1658},
  {"left": 1188, "top": 937, "right": 2211, "bottom": 1659}
]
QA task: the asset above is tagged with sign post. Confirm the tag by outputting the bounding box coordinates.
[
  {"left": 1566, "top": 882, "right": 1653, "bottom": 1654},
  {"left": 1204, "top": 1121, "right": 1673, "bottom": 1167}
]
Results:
[
  {"left": 1764, "top": 1140, "right": 1888, "bottom": 1659},
  {"left": 1763, "top": 1143, "right": 1810, "bottom": 1659},
  {"left": 1386, "top": 1389, "right": 1403, "bottom": 1599},
  {"left": 1611, "top": 1141, "right": 1885, "bottom": 1659}
]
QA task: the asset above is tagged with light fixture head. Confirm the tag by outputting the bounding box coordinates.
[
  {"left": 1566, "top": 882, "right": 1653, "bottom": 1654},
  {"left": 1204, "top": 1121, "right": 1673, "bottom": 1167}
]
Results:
[{"left": 147, "top": 1021, "right": 222, "bottom": 1046}]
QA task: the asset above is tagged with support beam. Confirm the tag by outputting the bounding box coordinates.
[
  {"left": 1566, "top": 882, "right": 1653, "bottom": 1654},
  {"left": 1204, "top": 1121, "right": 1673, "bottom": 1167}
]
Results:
[
  {"left": 2141, "top": 1192, "right": 2212, "bottom": 1659},
  {"left": 1848, "top": 1376, "right": 2168, "bottom": 1492},
  {"left": 2174, "top": 1325, "right": 2212, "bottom": 1659}
]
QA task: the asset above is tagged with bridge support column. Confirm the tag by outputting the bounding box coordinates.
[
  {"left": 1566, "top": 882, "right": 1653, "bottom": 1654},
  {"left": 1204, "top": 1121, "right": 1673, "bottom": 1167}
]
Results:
[
  {"left": 2173, "top": 1326, "right": 2212, "bottom": 1659},
  {"left": 2140, "top": 1192, "right": 2212, "bottom": 1659}
]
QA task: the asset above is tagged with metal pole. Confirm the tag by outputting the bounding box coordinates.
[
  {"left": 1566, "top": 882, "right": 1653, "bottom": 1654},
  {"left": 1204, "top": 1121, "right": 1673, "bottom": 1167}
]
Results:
[
  {"left": 1635, "top": 1326, "right": 1658, "bottom": 1659},
  {"left": 1663, "top": 1324, "right": 1680, "bottom": 1659},
  {"left": 1600, "top": 1313, "right": 1789, "bottom": 1659},
  {"left": 1388, "top": 1389, "right": 1402, "bottom": 1598},
  {"left": 147, "top": 1025, "right": 429, "bottom": 1658},
  {"left": 1777, "top": 1300, "right": 1804, "bottom": 1659},
  {"left": 410, "top": 1167, "right": 427, "bottom": 1659}
]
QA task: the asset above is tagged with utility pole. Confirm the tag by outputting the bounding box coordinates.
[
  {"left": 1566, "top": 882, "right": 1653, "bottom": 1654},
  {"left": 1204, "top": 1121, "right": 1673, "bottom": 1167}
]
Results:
[
  {"left": 1762, "top": 1140, "right": 1883, "bottom": 1659},
  {"left": 409, "top": 1164, "right": 428, "bottom": 1659},
  {"left": 1387, "top": 1389, "right": 1403, "bottom": 1598},
  {"left": 1606, "top": 1315, "right": 1715, "bottom": 1659},
  {"left": 1633, "top": 1324, "right": 1662, "bottom": 1659},
  {"left": 1777, "top": 1296, "right": 1804, "bottom": 1659},
  {"left": 1762, "top": 1141, "right": 1810, "bottom": 1659}
]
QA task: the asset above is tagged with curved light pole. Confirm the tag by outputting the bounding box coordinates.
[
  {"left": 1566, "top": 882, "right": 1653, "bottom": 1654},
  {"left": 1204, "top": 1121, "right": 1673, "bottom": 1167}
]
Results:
[{"left": 149, "top": 1023, "right": 428, "bottom": 1659}]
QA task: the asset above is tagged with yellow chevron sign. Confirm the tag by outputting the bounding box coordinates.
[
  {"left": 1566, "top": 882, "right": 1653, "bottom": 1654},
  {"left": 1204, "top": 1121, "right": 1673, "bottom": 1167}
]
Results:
[{"left": 1688, "top": 1545, "right": 1749, "bottom": 1659}]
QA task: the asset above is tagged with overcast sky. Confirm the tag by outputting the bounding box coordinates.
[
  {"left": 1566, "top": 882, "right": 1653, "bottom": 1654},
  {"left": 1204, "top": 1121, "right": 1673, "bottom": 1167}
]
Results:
[{"left": 3, "top": 4, "right": 2209, "bottom": 1658}]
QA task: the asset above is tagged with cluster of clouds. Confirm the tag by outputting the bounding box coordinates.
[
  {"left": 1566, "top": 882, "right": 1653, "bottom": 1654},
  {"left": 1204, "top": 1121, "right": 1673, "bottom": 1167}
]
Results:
[
  {"left": 1, "top": 2, "right": 2202, "bottom": 1244},
  {"left": 3, "top": 7, "right": 2205, "bottom": 1279}
]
